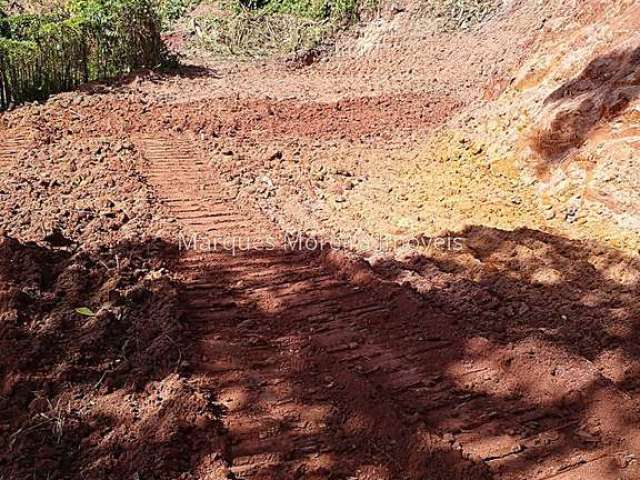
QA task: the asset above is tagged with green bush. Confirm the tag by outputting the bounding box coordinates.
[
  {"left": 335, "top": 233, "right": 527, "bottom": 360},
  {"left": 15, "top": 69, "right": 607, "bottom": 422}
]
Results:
[
  {"left": 160, "top": 0, "right": 201, "bottom": 28},
  {"left": 68, "top": 0, "right": 163, "bottom": 76},
  {"left": 0, "top": 0, "right": 163, "bottom": 110},
  {"left": 198, "top": 10, "right": 328, "bottom": 57},
  {"left": 194, "top": 0, "right": 376, "bottom": 58},
  {"left": 0, "top": 39, "right": 40, "bottom": 107},
  {"left": 0, "top": 18, "right": 88, "bottom": 108},
  {"left": 237, "top": 0, "right": 362, "bottom": 22},
  {"left": 1, "top": 13, "right": 66, "bottom": 39}
]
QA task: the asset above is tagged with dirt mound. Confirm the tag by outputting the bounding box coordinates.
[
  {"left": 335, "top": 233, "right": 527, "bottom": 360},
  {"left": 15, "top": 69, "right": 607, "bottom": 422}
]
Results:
[
  {"left": 0, "top": 237, "right": 212, "bottom": 479},
  {"left": 217, "top": 0, "right": 640, "bottom": 256},
  {"left": 0, "top": 137, "right": 231, "bottom": 479}
]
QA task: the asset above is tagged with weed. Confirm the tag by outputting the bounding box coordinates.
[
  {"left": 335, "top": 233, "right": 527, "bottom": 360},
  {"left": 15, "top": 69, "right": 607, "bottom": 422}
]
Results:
[
  {"left": 160, "top": 0, "right": 202, "bottom": 28},
  {"left": 9, "top": 396, "right": 76, "bottom": 449},
  {"left": 195, "top": 9, "right": 329, "bottom": 57},
  {"left": 190, "top": 0, "right": 378, "bottom": 57}
]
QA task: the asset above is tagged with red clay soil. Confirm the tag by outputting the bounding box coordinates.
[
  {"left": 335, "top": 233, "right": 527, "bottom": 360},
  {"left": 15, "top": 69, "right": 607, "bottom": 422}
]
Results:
[
  {"left": 0, "top": 137, "right": 229, "bottom": 479},
  {"left": 2, "top": 1, "right": 640, "bottom": 479},
  {"left": 133, "top": 138, "right": 640, "bottom": 480},
  {"left": 5, "top": 90, "right": 458, "bottom": 145}
]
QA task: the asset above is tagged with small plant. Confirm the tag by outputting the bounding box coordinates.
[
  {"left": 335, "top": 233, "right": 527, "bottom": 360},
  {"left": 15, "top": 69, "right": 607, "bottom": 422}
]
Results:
[
  {"left": 9, "top": 397, "right": 76, "bottom": 449},
  {"left": 193, "top": 0, "right": 377, "bottom": 58},
  {"left": 197, "top": 10, "right": 329, "bottom": 57},
  {"left": 75, "top": 307, "right": 96, "bottom": 317},
  {"left": 160, "top": 0, "right": 201, "bottom": 28}
]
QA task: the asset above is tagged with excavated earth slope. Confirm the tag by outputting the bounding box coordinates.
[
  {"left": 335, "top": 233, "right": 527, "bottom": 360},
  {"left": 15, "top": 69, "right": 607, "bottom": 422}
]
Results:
[{"left": 2, "top": 0, "right": 640, "bottom": 479}]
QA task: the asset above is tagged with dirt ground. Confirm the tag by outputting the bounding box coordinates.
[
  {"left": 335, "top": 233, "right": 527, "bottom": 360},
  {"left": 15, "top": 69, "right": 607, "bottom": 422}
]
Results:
[{"left": 3, "top": 0, "right": 640, "bottom": 479}]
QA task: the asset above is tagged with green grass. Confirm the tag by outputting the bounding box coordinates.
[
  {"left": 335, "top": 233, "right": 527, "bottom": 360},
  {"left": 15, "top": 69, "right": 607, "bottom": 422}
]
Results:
[
  {"left": 187, "top": 0, "right": 378, "bottom": 58},
  {"left": 182, "top": 0, "right": 498, "bottom": 59},
  {"left": 195, "top": 9, "right": 329, "bottom": 57},
  {"left": 242, "top": 0, "right": 360, "bottom": 22},
  {"left": 160, "top": 0, "right": 202, "bottom": 28}
]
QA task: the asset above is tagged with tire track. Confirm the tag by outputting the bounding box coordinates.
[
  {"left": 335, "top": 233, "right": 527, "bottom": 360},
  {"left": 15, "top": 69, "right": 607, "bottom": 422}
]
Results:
[
  {"left": 138, "top": 138, "right": 404, "bottom": 477},
  {"left": 138, "top": 137, "right": 628, "bottom": 480}
]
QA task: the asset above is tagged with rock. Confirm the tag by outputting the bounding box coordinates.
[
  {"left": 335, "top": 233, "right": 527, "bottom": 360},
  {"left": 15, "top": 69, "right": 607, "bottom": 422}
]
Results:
[{"left": 268, "top": 150, "right": 283, "bottom": 161}]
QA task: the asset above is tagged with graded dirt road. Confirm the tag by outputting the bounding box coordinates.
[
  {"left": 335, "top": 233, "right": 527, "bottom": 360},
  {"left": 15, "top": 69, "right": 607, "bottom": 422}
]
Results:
[
  {"left": 133, "top": 135, "right": 640, "bottom": 480},
  {"left": 3, "top": 0, "right": 640, "bottom": 479}
]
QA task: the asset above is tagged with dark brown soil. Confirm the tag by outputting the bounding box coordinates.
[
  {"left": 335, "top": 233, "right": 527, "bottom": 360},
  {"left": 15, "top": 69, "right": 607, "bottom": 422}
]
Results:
[{"left": 0, "top": 137, "right": 229, "bottom": 479}]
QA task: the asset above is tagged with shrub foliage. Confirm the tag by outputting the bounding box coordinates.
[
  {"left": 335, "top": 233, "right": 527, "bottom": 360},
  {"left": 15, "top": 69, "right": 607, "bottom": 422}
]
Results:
[
  {"left": 0, "top": 0, "right": 163, "bottom": 110},
  {"left": 192, "top": 0, "right": 379, "bottom": 58}
]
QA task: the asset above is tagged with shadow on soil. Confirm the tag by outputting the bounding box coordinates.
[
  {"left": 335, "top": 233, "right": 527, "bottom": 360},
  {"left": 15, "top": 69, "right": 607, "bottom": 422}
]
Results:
[
  {"left": 77, "top": 64, "right": 221, "bottom": 96},
  {"left": 2, "top": 225, "right": 640, "bottom": 479},
  {"left": 532, "top": 44, "right": 640, "bottom": 168},
  {"left": 0, "top": 236, "right": 228, "bottom": 479}
]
